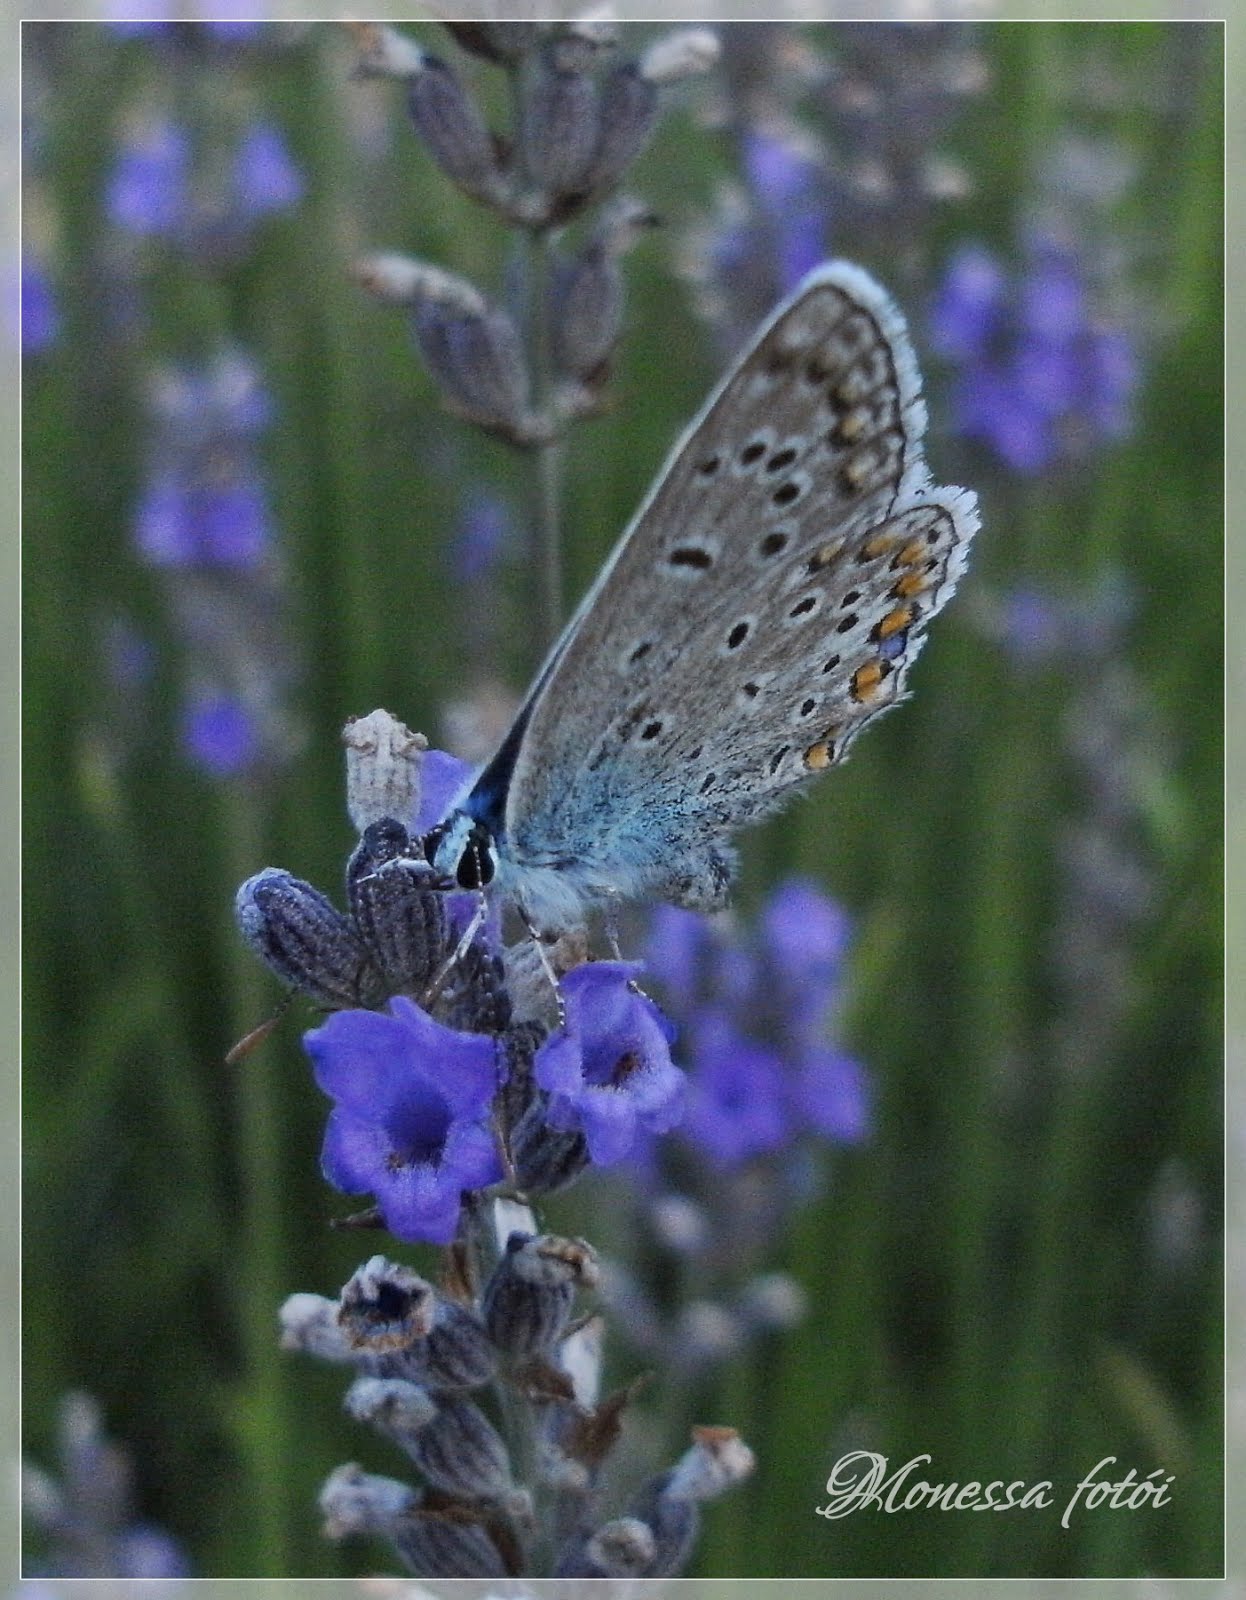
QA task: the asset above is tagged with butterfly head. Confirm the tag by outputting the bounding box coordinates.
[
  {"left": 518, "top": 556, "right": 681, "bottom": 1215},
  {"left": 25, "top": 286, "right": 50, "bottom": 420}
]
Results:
[{"left": 423, "top": 810, "right": 498, "bottom": 891}]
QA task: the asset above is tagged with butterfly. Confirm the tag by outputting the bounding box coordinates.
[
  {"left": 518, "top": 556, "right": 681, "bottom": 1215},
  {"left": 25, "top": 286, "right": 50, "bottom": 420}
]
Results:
[{"left": 424, "top": 260, "right": 979, "bottom": 936}]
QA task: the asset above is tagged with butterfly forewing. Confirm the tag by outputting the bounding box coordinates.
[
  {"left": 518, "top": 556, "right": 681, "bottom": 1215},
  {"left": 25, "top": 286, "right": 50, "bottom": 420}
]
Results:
[{"left": 499, "top": 262, "right": 978, "bottom": 898}]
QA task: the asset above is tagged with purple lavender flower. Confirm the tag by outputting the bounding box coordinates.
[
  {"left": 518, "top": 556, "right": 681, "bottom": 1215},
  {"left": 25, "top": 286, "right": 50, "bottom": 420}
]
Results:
[
  {"left": 233, "top": 120, "right": 304, "bottom": 220},
  {"left": 204, "top": 20, "right": 267, "bottom": 43},
  {"left": 181, "top": 690, "right": 261, "bottom": 777},
  {"left": 133, "top": 352, "right": 274, "bottom": 569},
  {"left": 644, "top": 877, "right": 870, "bottom": 1155},
  {"left": 450, "top": 493, "right": 510, "bottom": 585},
  {"left": 105, "top": 117, "right": 190, "bottom": 237},
  {"left": 135, "top": 466, "right": 271, "bottom": 570},
  {"left": 795, "top": 1048, "right": 870, "bottom": 1145},
  {"left": 415, "top": 750, "right": 473, "bottom": 834},
  {"left": 645, "top": 905, "right": 711, "bottom": 1006},
  {"left": 21, "top": 254, "right": 57, "bottom": 354},
  {"left": 741, "top": 125, "right": 828, "bottom": 294},
  {"left": 929, "top": 243, "right": 1005, "bottom": 360},
  {"left": 760, "top": 875, "right": 851, "bottom": 1038},
  {"left": 932, "top": 234, "right": 1140, "bottom": 473},
  {"left": 681, "top": 1009, "right": 790, "bottom": 1166},
  {"left": 535, "top": 962, "right": 684, "bottom": 1166},
  {"left": 116, "top": 1524, "right": 193, "bottom": 1579},
  {"left": 307, "top": 996, "right": 503, "bottom": 1245}
]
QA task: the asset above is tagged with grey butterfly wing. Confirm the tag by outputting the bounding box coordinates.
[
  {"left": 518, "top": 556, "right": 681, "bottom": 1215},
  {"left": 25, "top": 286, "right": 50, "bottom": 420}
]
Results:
[{"left": 501, "top": 261, "right": 979, "bottom": 911}]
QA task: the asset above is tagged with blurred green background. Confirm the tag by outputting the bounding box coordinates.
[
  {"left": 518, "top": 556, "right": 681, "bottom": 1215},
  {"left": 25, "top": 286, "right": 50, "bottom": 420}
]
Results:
[{"left": 22, "top": 18, "right": 1222, "bottom": 1580}]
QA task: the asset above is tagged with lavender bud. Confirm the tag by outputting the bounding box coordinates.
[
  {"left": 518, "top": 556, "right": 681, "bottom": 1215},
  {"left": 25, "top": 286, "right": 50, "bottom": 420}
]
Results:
[
  {"left": 671, "top": 1300, "right": 744, "bottom": 1371},
  {"left": 235, "top": 868, "right": 382, "bottom": 1007},
  {"left": 482, "top": 1232, "right": 599, "bottom": 1357},
  {"left": 629, "top": 1473, "right": 696, "bottom": 1578},
  {"left": 582, "top": 1516, "right": 657, "bottom": 1576},
  {"left": 400, "top": 1295, "right": 498, "bottom": 1392},
  {"left": 736, "top": 1270, "right": 808, "bottom": 1333},
  {"left": 496, "top": 1019, "right": 545, "bottom": 1136},
  {"left": 625, "top": 1431, "right": 755, "bottom": 1578},
  {"left": 390, "top": 1506, "right": 509, "bottom": 1580},
  {"left": 442, "top": 21, "right": 543, "bottom": 64},
  {"left": 666, "top": 1426, "right": 756, "bottom": 1502},
  {"left": 345, "top": 1374, "right": 437, "bottom": 1438},
  {"left": 318, "top": 1461, "right": 418, "bottom": 1539},
  {"left": 342, "top": 709, "right": 426, "bottom": 831},
  {"left": 520, "top": 42, "right": 602, "bottom": 209},
  {"left": 406, "top": 54, "right": 508, "bottom": 207},
  {"left": 551, "top": 241, "right": 623, "bottom": 382},
  {"left": 648, "top": 1192, "right": 710, "bottom": 1254},
  {"left": 350, "top": 1379, "right": 513, "bottom": 1502},
  {"left": 353, "top": 254, "right": 487, "bottom": 314},
  {"left": 412, "top": 300, "right": 532, "bottom": 438},
  {"left": 561, "top": 9, "right": 620, "bottom": 51},
  {"left": 509, "top": 1101, "right": 589, "bottom": 1195},
  {"left": 279, "top": 1292, "right": 356, "bottom": 1363},
  {"left": 338, "top": 1255, "right": 436, "bottom": 1354},
  {"left": 639, "top": 28, "right": 721, "bottom": 85},
  {"left": 583, "top": 63, "right": 658, "bottom": 198},
  {"left": 346, "top": 820, "right": 449, "bottom": 993},
  {"left": 345, "top": 21, "right": 430, "bottom": 82}
]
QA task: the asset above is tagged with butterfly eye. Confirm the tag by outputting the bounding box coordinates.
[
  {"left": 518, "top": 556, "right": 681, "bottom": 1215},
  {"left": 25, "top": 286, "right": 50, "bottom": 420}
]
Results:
[{"left": 454, "top": 825, "right": 496, "bottom": 890}]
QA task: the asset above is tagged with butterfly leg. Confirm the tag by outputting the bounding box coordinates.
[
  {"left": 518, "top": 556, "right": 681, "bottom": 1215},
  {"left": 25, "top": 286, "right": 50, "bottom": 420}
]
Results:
[
  {"left": 516, "top": 902, "right": 567, "bottom": 1028},
  {"left": 419, "top": 892, "right": 488, "bottom": 1011}
]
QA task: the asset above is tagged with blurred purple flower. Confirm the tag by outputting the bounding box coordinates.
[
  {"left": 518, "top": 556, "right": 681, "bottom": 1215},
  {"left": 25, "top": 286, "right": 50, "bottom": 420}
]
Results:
[
  {"left": 307, "top": 996, "right": 503, "bottom": 1245},
  {"left": 645, "top": 904, "right": 710, "bottom": 1006},
  {"left": 21, "top": 255, "right": 57, "bottom": 354},
  {"left": 536, "top": 962, "right": 684, "bottom": 1166},
  {"left": 681, "top": 1010, "right": 790, "bottom": 1166},
  {"left": 415, "top": 750, "right": 473, "bottom": 834},
  {"left": 761, "top": 875, "right": 851, "bottom": 1036},
  {"left": 117, "top": 1524, "right": 193, "bottom": 1580},
  {"left": 796, "top": 1048, "right": 870, "bottom": 1145},
  {"left": 182, "top": 690, "right": 261, "bottom": 777},
  {"left": 204, "top": 20, "right": 267, "bottom": 42},
  {"left": 233, "top": 120, "right": 303, "bottom": 219},
  {"left": 133, "top": 352, "right": 274, "bottom": 569},
  {"left": 106, "top": 118, "right": 190, "bottom": 237},
  {"left": 450, "top": 493, "right": 510, "bottom": 585},
  {"left": 741, "top": 125, "right": 829, "bottom": 293},
  {"left": 135, "top": 467, "right": 271, "bottom": 570},
  {"left": 932, "top": 234, "right": 1140, "bottom": 473},
  {"left": 929, "top": 244, "right": 1006, "bottom": 360},
  {"left": 644, "top": 876, "right": 870, "bottom": 1158}
]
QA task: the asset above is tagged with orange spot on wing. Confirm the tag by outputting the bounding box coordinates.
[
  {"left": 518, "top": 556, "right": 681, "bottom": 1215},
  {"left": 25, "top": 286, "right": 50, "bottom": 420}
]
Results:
[
  {"left": 804, "top": 738, "right": 834, "bottom": 771},
  {"left": 892, "top": 569, "right": 931, "bottom": 599},
  {"left": 850, "top": 661, "right": 888, "bottom": 702},
  {"left": 860, "top": 532, "right": 897, "bottom": 560},
  {"left": 877, "top": 605, "right": 914, "bottom": 639},
  {"left": 895, "top": 538, "right": 927, "bottom": 567}
]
